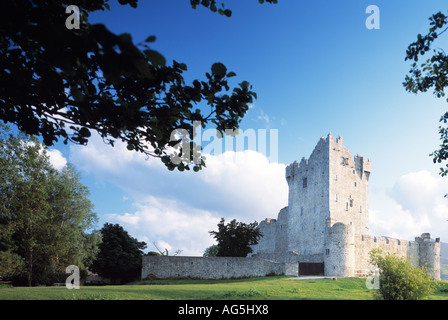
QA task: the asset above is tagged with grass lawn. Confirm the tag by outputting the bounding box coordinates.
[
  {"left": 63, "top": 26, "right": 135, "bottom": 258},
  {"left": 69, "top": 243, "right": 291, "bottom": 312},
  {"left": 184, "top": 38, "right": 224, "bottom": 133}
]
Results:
[{"left": 1, "top": 276, "right": 447, "bottom": 300}]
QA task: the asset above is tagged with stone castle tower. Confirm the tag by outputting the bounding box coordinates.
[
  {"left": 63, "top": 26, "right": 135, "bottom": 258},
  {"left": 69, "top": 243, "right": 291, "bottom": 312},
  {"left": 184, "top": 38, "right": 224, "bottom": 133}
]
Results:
[{"left": 250, "top": 133, "right": 440, "bottom": 279}]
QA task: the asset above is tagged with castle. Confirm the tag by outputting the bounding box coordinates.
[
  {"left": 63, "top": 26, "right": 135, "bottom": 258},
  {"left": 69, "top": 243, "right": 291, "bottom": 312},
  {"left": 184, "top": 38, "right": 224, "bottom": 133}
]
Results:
[
  {"left": 249, "top": 133, "right": 441, "bottom": 279},
  {"left": 141, "top": 133, "right": 441, "bottom": 280}
]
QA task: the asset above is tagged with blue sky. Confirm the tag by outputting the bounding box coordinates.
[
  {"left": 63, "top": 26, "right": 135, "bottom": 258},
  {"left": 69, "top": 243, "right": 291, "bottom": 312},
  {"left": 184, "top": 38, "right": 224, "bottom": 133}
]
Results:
[{"left": 44, "top": 0, "right": 448, "bottom": 255}]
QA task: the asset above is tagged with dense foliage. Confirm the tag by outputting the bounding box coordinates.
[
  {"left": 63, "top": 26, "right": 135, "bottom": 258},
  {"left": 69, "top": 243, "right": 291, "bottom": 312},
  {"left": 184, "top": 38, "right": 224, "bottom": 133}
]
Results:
[
  {"left": 209, "top": 218, "right": 262, "bottom": 257},
  {"left": 0, "top": 125, "right": 100, "bottom": 286},
  {"left": 90, "top": 223, "right": 147, "bottom": 283},
  {"left": 203, "top": 244, "right": 219, "bottom": 257},
  {"left": 0, "top": 0, "right": 276, "bottom": 172},
  {"left": 369, "top": 249, "right": 437, "bottom": 300}
]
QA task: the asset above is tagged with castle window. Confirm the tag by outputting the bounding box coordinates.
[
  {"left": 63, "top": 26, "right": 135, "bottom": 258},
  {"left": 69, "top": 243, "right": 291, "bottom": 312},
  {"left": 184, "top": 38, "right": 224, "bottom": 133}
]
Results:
[
  {"left": 353, "top": 170, "right": 355, "bottom": 174},
  {"left": 350, "top": 199, "right": 353, "bottom": 207},
  {"left": 354, "top": 182, "right": 357, "bottom": 187},
  {"left": 325, "top": 249, "right": 330, "bottom": 255},
  {"left": 301, "top": 207, "right": 304, "bottom": 216},
  {"left": 335, "top": 194, "right": 338, "bottom": 202},
  {"left": 345, "top": 202, "right": 348, "bottom": 211},
  {"left": 302, "top": 177, "right": 307, "bottom": 188},
  {"left": 359, "top": 206, "right": 362, "bottom": 213}
]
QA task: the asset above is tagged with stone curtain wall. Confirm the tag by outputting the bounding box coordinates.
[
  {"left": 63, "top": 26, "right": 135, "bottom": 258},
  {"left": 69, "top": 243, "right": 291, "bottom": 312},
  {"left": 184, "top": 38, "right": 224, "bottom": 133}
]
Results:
[{"left": 141, "top": 256, "right": 298, "bottom": 280}]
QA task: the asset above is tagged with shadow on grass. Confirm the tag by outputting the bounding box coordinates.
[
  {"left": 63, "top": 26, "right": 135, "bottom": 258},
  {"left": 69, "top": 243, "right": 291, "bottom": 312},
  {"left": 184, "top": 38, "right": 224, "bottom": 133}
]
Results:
[{"left": 129, "top": 275, "right": 290, "bottom": 286}]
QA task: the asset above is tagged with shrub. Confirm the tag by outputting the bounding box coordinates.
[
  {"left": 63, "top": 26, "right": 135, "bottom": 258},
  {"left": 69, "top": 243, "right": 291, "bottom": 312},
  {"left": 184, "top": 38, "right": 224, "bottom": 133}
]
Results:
[{"left": 369, "top": 249, "right": 438, "bottom": 300}]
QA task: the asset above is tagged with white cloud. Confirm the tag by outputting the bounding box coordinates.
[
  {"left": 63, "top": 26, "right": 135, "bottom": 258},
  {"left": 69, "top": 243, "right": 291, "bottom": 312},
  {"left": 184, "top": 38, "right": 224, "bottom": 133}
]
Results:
[
  {"left": 199, "top": 150, "right": 287, "bottom": 221},
  {"left": 69, "top": 133, "right": 162, "bottom": 177},
  {"left": 69, "top": 134, "right": 288, "bottom": 256},
  {"left": 46, "top": 148, "right": 67, "bottom": 170},
  {"left": 370, "top": 170, "right": 448, "bottom": 241},
  {"left": 106, "top": 197, "right": 220, "bottom": 256}
]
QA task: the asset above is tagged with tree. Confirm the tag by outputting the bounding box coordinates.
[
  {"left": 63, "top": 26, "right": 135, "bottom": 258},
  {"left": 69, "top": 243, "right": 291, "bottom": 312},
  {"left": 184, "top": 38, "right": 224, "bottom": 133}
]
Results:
[
  {"left": 0, "top": 124, "right": 100, "bottom": 286},
  {"left": 403, "top": 11, "right": 448, "bottom": 179},
  {"left": 0, "top": 0, "right": 277, "bottom": 172},
  {"left": 209, "top": 218, "right": 262, "bottom": 257},
  {"left": 90, "top": 223, "right": 147, "bottom": 283},
  {"left": 369, "top": 249, "right": 437, "bottom": 300},
  {"left": 203, "top": 244, "right": 219, "bottom": 257}
]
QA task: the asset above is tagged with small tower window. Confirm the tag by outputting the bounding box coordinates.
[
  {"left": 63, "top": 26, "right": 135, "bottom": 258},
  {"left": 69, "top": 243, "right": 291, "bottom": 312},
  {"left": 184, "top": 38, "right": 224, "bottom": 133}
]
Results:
[
  {"left": 350, "top": 199, "right": 353, "bottom": 207},
  {"left": 302, "top": 177, "right": 307, "bottom": 188},
  {"left": 325, "top": 249, "right": 330, "bottom": 255},
  {"left": 354, "top": 182, "right": 357, "bottom": 187}
]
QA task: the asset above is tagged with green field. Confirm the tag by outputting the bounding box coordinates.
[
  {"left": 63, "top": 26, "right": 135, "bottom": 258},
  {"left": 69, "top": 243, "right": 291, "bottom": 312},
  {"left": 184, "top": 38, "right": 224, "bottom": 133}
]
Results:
[{"left": 1, "top": 276, "right": 448, "bottom": 300}]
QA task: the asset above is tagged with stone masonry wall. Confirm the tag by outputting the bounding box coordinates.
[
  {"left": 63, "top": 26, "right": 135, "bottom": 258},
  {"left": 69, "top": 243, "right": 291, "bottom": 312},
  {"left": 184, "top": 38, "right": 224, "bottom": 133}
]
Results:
[
  {"left": 328, "top": 135, "right": 370, "bottom": 236},
  {"left": 141, "top": 256, "right": 298, "bottom": 280},
  {"left": 285, "top": 136, "right": 330, "bottom": 257},
  {"left": 353, "top": 234, "right": 419, "bottom": 277},
  {"left": 250, "top": 207, "right": 289, "bottom": 258}
]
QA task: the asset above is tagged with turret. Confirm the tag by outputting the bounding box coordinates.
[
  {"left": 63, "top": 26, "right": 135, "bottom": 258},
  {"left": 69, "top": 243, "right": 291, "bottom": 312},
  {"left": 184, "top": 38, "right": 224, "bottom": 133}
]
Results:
[
  {"left": 324, "top": 221, "right": 355, "bottom": 277},
  {"left": 415, "top": 233, "right": 441, "bottom": 280}
]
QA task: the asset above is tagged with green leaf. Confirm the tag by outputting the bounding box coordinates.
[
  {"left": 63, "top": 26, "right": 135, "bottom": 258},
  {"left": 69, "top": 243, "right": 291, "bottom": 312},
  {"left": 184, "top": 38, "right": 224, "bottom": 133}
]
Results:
[
  {"left": 79, "top": 127, "right": 91, "bottom": 138},
  {"left": 227, "top": 71, "right": 236, "bottom": 78},
  {"left": 211, "top": 62, "right": 227, "bottom": 78},
  {"left": 144, "top": 35, "right": 157, "bottom": 43},
  {"left": 144, "top": 49, "right": 166, "bottom": 66},
  {"left": 240, "top": 81, "right": 250, "bottom": 90}
]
